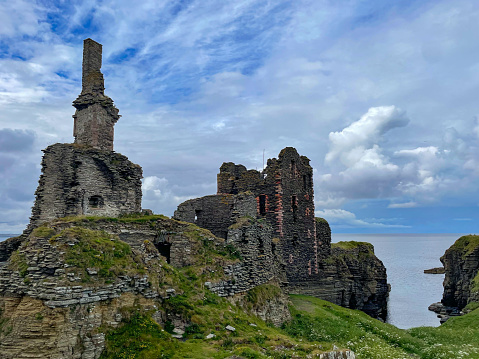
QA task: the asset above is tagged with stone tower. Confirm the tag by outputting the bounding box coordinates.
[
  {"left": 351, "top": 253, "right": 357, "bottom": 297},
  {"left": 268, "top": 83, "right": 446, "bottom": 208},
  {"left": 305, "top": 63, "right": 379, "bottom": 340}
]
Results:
[
  {"left": 72, "top": 38, "right": 120, "bottom": 151},
  {"left": 28, "top": 39, "right": 142, "bottom": 229}
]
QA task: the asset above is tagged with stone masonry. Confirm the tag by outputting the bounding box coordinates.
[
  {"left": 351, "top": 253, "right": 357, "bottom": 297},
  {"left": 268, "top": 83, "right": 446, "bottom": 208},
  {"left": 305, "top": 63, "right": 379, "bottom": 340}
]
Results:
[
  {"left": 29, "top": 144, "right": 142, "bottom": 228},
  {"left": 73, "top": 38, "right": 120, "bottom": 151},
  {"left": 176, "top": 147, "right": 317, "bottom": 288}
]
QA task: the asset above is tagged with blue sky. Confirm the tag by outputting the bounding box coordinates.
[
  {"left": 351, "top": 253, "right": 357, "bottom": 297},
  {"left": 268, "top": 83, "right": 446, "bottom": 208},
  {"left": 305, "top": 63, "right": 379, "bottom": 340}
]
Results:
[{"left": 0, "top": 0, "right": 479, "bottom": 234}]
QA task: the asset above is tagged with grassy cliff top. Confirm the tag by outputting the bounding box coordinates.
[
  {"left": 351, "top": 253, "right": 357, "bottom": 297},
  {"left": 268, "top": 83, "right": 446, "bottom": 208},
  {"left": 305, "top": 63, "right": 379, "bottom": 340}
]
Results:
[
  {"left": 332, "top": 241, "right": 374, "bottom": 252},
  {"left": 98, "top": 293, "right": 479, "bottom": 359},
  {"left": 315, "top": 217, "right": 329, "bottom": 224},
  {"left": 448, "top": 235, "right": 479, "bottom": 256}
]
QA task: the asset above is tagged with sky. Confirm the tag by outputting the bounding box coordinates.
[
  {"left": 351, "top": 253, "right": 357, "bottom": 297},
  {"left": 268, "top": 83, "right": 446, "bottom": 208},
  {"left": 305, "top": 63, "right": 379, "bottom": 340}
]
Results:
[{"left": 0, "top": 0, "right": 478, "bottom": 234}]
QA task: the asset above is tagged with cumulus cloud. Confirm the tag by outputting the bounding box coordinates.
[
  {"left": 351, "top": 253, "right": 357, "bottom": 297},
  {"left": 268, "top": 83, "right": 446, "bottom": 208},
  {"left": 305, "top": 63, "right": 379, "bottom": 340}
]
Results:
[{"left": 325, "top": 106, "right": 409, "bottom": 165}]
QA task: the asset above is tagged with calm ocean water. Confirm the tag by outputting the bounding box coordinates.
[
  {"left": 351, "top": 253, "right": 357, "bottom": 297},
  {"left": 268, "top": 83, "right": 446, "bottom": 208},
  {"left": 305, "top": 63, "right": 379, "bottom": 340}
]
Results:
[
  {"left": 0, "top": 232, "right": 462, "bottom": 328},
  {"left": 333, "top": 233, "right": 464, "bottom": 329}
]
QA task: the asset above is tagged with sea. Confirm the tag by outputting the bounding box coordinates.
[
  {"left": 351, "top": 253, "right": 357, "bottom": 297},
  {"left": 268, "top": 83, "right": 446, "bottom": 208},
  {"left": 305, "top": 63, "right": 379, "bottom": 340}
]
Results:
[{"left": 0, "top": 232, "right": 463, "bottom": 329}]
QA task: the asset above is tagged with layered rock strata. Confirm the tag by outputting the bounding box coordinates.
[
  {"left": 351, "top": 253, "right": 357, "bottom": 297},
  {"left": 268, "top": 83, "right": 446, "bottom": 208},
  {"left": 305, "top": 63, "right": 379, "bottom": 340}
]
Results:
[
  {"left": 290, "top": 218, "right": 389, "bottom": 319},
  {"left": 0, "top": 216, "right": 291, "bottom": 358},
  {"left": 441, "top": 235, "right": 479, "bottom": 309}
]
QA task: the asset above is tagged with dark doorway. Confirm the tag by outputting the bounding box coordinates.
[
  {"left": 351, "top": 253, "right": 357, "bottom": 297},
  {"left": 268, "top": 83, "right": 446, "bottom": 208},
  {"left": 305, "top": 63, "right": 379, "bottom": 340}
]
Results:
[{"left": 156, "top": 242, "right": 172, "bottom": 263}]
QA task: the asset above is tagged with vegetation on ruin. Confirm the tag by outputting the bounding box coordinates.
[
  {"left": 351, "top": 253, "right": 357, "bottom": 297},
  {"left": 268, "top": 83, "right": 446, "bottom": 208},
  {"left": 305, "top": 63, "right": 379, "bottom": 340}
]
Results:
[
  {"left": 51, "top": 227, "right": 148, "bottom": 282},
  {"left": 7, "top": 251, "right": 29, "bottom": 277}
]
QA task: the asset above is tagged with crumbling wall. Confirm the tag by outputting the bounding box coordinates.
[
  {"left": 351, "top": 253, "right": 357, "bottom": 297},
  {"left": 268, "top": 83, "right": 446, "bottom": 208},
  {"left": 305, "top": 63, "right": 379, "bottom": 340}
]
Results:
[
  {"left": 174, "top": 192, "right": 257, "bottom": 239},
  {"left": 206, "top": 217, "right": 287, "bottom": 296},
  {"left": 213, "top": 147, "right": 317, "bottom": 287},
  {"left": 316, "top": 217, "right": 332, "bottom": 259},
  {"left": 29, "top": 143, "right": 142, "bottom": 228}
]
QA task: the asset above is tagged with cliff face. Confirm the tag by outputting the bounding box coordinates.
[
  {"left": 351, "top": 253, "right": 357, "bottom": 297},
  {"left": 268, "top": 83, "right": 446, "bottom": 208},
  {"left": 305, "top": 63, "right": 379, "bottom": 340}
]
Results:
[
  {"left": 290, "top": 238, "right": 389, "bottom": 320},
  {"left": 0, "top": 216, "right": 291, "bottom": 359},
  {"left": 441, "top": 235, "right": 479, "bottom": 309}
]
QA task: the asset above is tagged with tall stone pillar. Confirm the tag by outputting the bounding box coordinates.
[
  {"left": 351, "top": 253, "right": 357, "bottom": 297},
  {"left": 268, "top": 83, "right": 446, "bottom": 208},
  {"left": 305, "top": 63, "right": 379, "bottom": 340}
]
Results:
[{"left": 73, "top": 38, "right": 119, "bottom": 151}]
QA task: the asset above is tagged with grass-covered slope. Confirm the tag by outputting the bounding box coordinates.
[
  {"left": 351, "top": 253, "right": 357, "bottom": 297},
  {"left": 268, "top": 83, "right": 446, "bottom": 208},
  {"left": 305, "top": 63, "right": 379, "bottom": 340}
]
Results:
[
  {"left": 3, "top": 216, "right": 479, "bottom": 359},
  {"left": 286, "top": 296, "right": 479, "bottom": 359},
  {"left": 98, "top": 292, "right": 479, "bottom": 359}
]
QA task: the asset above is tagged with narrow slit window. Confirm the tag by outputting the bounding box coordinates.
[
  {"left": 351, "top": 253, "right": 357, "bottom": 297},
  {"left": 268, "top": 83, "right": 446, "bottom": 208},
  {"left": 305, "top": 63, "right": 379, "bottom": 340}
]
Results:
[{"left": 259, "top": 195, "right": 267, "bottom": 216}]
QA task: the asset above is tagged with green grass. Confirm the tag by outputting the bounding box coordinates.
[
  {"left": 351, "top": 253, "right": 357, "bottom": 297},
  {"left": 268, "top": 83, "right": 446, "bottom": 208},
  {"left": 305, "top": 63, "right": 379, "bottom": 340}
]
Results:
[
  {"left": 59, "top": 214, "right": 170, "bottom": 224},
  {"left": 8, "top": 251, "right": 28, "bottom": 277},
  {"left": 284, "top": 295, "right": 479, "bottom": 359},
  {"left": 448, "top": 235, "right": 479, "bottom": 257},
  {"left": 52, "top": 227, "right": 146, "bottom": 282},
  {"left": 331, "top": 241, "right": 374, "bottom": 252},
  {"left": 315, "top": 217, "right": 328, "bottom": 224}
]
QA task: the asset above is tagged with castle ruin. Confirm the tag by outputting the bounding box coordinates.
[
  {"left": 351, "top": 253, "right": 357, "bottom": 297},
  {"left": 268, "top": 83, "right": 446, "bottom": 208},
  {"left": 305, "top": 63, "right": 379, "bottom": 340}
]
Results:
[
  {"left": 175, "top": 148, "right": 389, "bottom": 318},
  {"left": 175, "top": 147, "right": 318, "bottom": 288},
  {"left": 28, "top": 39, "right": 142, "bottom": 228}
]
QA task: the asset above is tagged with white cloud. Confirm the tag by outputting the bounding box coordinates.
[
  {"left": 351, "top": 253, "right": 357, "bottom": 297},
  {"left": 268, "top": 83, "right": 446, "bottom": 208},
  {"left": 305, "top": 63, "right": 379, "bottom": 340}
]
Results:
[
  {"left": 315, "top": 209, "right": 409, "bottom": 229},
  {"left": 325, "top": 106, "right": 409, "bottom": 165},
  {"left": 388, "top": 202, "right": 418, "bottom": 209}
]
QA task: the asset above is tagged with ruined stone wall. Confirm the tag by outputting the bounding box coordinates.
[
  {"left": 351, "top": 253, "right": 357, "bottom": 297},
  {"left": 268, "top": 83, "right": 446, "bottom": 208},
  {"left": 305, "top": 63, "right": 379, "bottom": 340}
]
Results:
[
  {"left": 214, "top": 147, "right": 317, "bottom": 287},
  {"left": 316, "top": 217, "right": 332, "bottom": 259},
  {"left": 217, "top": 163, "right": 262, "bottom": 194},
  {"left": 29, "top": 143, "right": 142, "bottom": 228},
  {"left": 206, "top": 218, "right": 287, "bottom": 296},
  {"left": 174, "top": 192, "right": 257, "bottom": 239}
]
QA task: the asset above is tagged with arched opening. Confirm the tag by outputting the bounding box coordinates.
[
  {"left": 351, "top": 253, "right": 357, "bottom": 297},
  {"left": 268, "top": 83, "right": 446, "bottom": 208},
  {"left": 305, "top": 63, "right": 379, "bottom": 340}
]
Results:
[{"left": 88, "top": 195, "right": 104, "bottom": 209}]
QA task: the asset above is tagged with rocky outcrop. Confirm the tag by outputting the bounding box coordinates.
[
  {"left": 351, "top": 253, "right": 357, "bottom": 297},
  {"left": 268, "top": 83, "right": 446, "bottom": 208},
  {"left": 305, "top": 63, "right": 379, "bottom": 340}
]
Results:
[
  {"left": 291, "top": 240, "right": 389, "bottom": 320},
  {"left": 441, "top": 235, "right": 479, "bottom": 309},
  {"left": 0, "top": 215, "right": 293, "bottom": 358}
]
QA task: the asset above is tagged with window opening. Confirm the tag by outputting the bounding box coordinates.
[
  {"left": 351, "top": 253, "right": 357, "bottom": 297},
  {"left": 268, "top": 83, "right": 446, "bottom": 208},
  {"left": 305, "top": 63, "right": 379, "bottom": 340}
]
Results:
[
  {"left": 88, "top": 195, "right": 104, "bottom": 208},
  {"left": 194, "top": 209, "right": 202, "bottom": 223},
  {"left": 259, "top": 195, "right": 267, "bottom": 216},
  {"left": 292, "top": 195, "right": 298, "bottom": 222}
]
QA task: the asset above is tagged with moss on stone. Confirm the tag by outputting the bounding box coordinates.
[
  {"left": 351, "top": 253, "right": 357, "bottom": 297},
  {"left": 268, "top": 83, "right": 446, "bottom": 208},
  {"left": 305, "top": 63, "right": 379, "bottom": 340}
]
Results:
[
  {"left": 31, "top": 226, "right": 56, "bottom": 239},
  {"left": 7, "top": 251, "right": 28, "bottom": 277},
  {"left": 229, "top": 216, "right": 253, "bottom": 230}
]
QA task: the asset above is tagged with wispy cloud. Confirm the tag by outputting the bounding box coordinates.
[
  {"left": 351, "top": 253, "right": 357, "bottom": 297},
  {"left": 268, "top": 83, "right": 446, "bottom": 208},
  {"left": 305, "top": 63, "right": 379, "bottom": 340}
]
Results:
[{"left": 1, "top": 0, "right": 479, "bottom": 232}]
